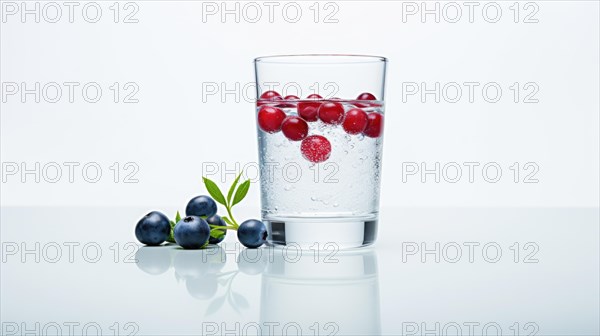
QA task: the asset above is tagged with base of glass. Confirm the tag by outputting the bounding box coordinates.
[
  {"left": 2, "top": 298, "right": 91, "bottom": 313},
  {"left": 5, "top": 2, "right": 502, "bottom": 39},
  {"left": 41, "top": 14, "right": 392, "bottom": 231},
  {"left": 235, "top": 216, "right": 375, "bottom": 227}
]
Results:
[{"left": 263, "top": 216, "right": 378, "bottom": 250}]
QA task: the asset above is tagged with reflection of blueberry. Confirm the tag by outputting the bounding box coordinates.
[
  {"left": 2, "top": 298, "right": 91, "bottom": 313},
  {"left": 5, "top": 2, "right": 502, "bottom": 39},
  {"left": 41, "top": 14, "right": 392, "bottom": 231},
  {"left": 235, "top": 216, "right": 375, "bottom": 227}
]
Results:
[
  {"left": 173, "top": 248, "right": 226, "bottom": 279},
  {"left": 237, "top": 219, "right": 268, "bottom": 248},
  {"left": 174, "top": 216, "right": 210, "bottom": 249},
  {"left": 135, "top": 246, "right": 172, "bottom": 275},
  {"left": 186, "top": 195, "right": 217, "bottom": 217},
  {"left": 173, "top": 250, "right": 208, "bottom": 279},
  {"left": 186, "top": 276, "right": 218, "bottom": 300},
  {"left": 206, "top": 215, "right": 227, "bottom": 244},
  {"left": 237, "top": 248, "right": 267, "bottom": 275},
  {"left": 135, "top": 211, "right": 170, "bottom": 246}
]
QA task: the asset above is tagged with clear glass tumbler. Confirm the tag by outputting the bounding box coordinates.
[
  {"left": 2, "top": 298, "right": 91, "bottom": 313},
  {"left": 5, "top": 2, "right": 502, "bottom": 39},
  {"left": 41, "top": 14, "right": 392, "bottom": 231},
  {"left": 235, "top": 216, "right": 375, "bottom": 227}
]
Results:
[{"left": 254, "top": 54, "right": 387, "bottom": 249}]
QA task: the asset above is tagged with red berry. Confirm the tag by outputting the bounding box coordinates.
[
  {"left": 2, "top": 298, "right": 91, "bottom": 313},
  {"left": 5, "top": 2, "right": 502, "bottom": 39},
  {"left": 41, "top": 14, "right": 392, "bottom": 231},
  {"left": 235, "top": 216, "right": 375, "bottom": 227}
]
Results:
[
  {"left": 298, "top": 101, "right": 321, "bottom": 122},
  {"left": 257, "top": 106, "right": 286, "bottom": 133},
  {"left": 356, "top": 92, "right": 376, "bottom": 101},
  {"left": 307, "top": 94, "right": 322, "bottom": 99},
  {"left": 363, "top": 113, "right": 384, "bottom": 138},
  {"left": 281, "top": 116, "right": 308, "bottom": 141},
  {"left": 257, "top": 91, "right": 283, "bottom": 106},
  {"left": 260, "top": 91, "right": 282, "bottom": 100},
  {"left": 276, "top": 95, "right": 299, "bottom": 108},
  {"left": 318, "top": 102, "right": 345, "bottom": 125},
  {"left": 342, "top": 108, "right": 368, "bottom": 134},
  {"left": 257, "top": 96, "right": 283, "bottom": 107},
  {"left": 301, "top": 135, "right": 331, "bottom": 163},
  {"left": 354, "top": 93, "right": 377, "bottom": 107}
]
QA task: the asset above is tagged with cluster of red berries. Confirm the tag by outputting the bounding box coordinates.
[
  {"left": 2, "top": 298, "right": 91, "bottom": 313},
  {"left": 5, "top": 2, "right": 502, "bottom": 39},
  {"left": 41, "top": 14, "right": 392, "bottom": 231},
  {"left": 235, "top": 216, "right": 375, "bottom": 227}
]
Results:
[{"left": 257, "top": 91, "right": 384, "bottom": 163}]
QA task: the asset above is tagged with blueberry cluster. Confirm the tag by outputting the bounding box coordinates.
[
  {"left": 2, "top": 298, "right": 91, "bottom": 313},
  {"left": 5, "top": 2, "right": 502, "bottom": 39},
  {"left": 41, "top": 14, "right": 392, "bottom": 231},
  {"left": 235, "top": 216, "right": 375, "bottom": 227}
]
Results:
[{"left": 135, "top": 195, "right": 267, "bottom": 249}]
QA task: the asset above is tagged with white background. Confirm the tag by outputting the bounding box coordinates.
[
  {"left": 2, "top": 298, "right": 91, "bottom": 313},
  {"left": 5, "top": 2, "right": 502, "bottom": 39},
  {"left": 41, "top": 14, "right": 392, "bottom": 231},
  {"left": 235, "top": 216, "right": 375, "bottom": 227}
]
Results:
[{"left": 1, "top": 1, "right": 599, "bottom": 208}]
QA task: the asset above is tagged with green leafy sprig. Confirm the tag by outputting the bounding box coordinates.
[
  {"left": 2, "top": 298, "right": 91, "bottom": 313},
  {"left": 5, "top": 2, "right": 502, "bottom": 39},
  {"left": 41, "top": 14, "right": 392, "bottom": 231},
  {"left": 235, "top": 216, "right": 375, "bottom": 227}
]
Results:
[
  {"left": 203, "top": 172, "right": 250, "bottom": 231},
  {"left": 167, "top": 211, "right": 182, "bottom": 243},
  {"left": 167, "top": 173, "right": 250, "bottom": 245}
]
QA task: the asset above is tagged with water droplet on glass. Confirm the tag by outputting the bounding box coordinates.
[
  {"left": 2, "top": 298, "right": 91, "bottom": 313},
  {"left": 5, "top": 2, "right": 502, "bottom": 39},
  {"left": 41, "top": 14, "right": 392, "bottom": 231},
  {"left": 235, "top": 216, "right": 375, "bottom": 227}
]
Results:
[
  {"left": 357, "top": 134, "right": 365, "bottom": 141},
  {"left": 333, "top": 203, "right": 339, "bottom": 207}
]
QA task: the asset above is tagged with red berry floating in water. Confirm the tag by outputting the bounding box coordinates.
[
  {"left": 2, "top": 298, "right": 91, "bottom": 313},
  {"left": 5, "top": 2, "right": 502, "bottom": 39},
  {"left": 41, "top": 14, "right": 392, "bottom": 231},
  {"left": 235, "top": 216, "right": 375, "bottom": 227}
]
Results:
[
  {"left": 301, "top": 135, "right": 332, "bottom": 163},
  {"left": 281, "top": 116, "right": 308, "bottom": 141},
  {"left": 260, "top": 90, "right": 282, "bottom": 100},
  {"left": 355, "top": 92, "right": 377, "bottom": 108},
  {"left": 356, "top": 92, "right": 376, "bottom": 101},
  {"left": 363, "top": 112, "right": 384, "bottom": 138},
  {"left": 257, "top": 91, "right": 283, "bottom": 106},
  {"left": 318, "top": 102, "right": 345, "bottom": 125},
  {"left": 276, "top": 95, "right": 299, "bottom": 108},
  {"left": 342, "top": 108, "right": 368, "bottom": 134},
  {"left": 257, "top": 106, "right": 286, "bottom": 133},
  {"left": 298, "top": 101, "right": 321, "bottom": 121},
  {"left": 298, "top": 94, "right": 324, "bottom": 121}
]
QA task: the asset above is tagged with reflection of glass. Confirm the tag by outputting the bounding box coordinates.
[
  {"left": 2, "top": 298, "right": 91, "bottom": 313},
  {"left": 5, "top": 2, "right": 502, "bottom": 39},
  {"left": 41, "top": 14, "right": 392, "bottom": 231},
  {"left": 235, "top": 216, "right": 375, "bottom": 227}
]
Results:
[{"left": 260, "top": 249, "right": 381, "bottom": 335}]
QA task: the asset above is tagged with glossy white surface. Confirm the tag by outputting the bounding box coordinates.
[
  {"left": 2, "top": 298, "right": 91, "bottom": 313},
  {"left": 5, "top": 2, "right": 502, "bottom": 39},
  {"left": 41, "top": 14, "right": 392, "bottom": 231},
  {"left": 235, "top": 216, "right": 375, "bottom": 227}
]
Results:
[{"left": 1, "top": 207, "right": 598, "bottom": 335}]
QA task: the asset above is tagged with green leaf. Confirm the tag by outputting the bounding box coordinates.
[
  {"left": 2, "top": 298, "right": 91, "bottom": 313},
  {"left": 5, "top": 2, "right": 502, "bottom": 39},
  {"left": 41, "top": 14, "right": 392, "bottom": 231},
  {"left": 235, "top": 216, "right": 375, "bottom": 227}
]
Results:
[
  {"left": 203, "top": 177, "right": 227, "bottom": 205},
  {"left": 231, "top": 180, "right": 250, "bottom": 207},
  {"left": 167, "top": 220, "right": 176, "bottom": 243},
  {"left": 210, "top": 228, "right": 226, "bottom": 239},
  {"left": 227, "top": 173, "right": 243, "bottom": 206},
  {"left": 175, "top": 211, "right": 181, "bottom": 223},
  {"left": 222, "top": 216, "right": 234, "bottom": 226}
]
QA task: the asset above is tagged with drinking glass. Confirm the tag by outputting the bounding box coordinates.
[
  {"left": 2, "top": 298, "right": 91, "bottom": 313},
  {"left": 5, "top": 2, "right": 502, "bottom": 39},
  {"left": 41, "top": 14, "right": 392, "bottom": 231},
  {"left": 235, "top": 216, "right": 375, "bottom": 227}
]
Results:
[{"left": 254, "top": 54, "right": 387, "bottom": 249}]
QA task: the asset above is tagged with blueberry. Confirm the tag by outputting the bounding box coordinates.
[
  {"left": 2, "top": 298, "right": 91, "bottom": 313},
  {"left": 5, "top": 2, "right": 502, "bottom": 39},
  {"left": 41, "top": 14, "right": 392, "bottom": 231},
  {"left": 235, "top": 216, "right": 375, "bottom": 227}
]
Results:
[
  {"left": 174, "top": 216, "right": 210, "bottom": 249},
  {"left": 186, "top": 195, "right": 217, "bottom": 217},
  {"left": 135, "top": 211, "right": 170, "bottom": 246},
  {"left": 237, "top": 219, "right": 268, "bottom": 249},
  {"left": 206, "top": 214, "right": 227, "bottom": 244}
]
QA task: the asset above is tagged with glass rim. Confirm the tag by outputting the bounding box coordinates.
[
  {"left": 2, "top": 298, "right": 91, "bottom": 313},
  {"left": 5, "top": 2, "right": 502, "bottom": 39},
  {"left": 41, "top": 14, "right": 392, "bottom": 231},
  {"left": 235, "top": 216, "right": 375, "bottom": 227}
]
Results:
[{"left": 254, "top": 54, "right": 387, "bottom": 64}]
